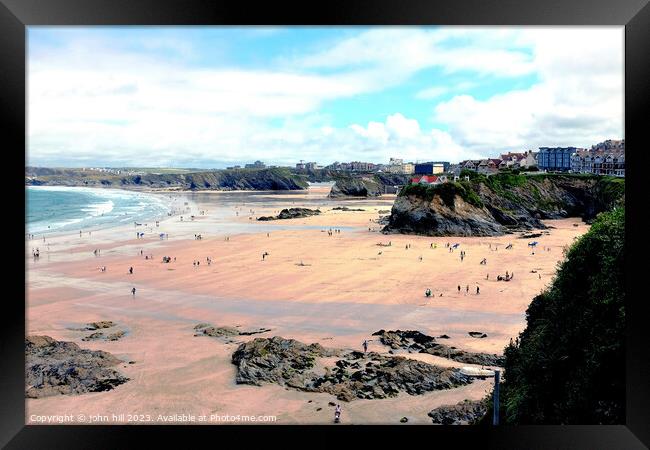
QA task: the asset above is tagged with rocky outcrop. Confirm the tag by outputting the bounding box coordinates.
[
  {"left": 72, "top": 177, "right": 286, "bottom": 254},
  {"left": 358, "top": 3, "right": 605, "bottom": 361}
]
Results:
[
  {"left": 372, "top": 330, "right": 504, "bottom": 367},
  {"left": 383, "top": 174, "right": 625, "bottom": 236},
  {"left": 80, "top": 321, "right": 126, "bottom": 341},
  {"left": 257, "top": 208, "right": 321, "bottom": 221},
  {"left": 85, "top": 321, "right": 116, "bottom": 330},
  {"left": 231, "top": 337, "right": 472, "bottom": 401},
  {"left": 329, "top": 177, "right": 382, "bottom": 198},
  {"left": 428, "top": 399, "right": 488, "bottom": 425},
  {"left": 25, "top": 167, "right": 309, "bottom": 191},
  {"left": 194, "top": 323, "right": 271, "bottom": 343},
  {"left": 25, "top": 335, "right": 129, "bottom": 398}
]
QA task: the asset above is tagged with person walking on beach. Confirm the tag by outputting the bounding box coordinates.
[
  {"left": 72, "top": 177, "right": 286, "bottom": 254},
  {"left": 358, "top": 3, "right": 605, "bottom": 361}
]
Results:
[
  {"left": 476, "top": 286, "right": 480, "bottom": 295},
  {"left": 334, "top": 404, "right": 342, "bottom": 423},
  {"left": 131, "top": 287, "right": 136, "bottom": 297},
  {"left": 363, "top": 340, "right": 368, "bottom": 353},
  {"left": 458, "top": 285, "right": 461, "bottom": 293},
  {"left": 129, "top": 266, "right": 133, "bottom": 275},
  {"left": 466, "top": 285, "right": 469, "bottom": 295}
]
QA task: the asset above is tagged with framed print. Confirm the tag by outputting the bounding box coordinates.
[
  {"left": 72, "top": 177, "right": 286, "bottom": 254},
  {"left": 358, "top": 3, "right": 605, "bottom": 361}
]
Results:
[{"left": 2, "top": 0, "right": 649, "bottom": 447}]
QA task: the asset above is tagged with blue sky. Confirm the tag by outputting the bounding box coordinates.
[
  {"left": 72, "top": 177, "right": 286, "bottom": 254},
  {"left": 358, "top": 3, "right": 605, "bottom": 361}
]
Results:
[{"left": 27, "top": 26, "right": 623, "bottom": 168}]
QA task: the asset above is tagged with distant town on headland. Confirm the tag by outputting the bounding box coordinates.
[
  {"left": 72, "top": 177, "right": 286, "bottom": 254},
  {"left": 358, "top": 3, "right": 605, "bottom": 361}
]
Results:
[{"left": 39, "top": 139, "right": 624, "bottom": 181}]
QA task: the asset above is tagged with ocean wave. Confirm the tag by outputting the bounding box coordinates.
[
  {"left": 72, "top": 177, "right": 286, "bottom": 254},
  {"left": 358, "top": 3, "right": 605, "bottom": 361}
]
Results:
[{"left": 27, "top": 186, "right": 172, "bottom": 235}]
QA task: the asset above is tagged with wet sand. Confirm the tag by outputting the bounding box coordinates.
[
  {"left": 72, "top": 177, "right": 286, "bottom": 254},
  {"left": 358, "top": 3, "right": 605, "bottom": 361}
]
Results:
[{"left": 26, "top": 185, "right": 589, "bottom": 424}]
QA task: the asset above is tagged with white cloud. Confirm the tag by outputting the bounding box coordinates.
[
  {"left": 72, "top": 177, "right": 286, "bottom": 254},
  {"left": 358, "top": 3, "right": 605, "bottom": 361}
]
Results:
[
  {"left": 432, "top": 27, "right": 624, "bottom": 153},
  {"left": 415, "top": 86, "right": 448, "bottom": 100}
]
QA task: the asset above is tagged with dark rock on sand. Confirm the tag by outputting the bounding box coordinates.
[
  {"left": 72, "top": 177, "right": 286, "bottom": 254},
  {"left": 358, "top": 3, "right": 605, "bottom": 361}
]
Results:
[
  {"left": 194, "top": 323, "right": 271, "bottom": 342},
  {"left": 257, "top": 208, "right": 321, "bottom": 221},
  {"left": 25, "top": 335, "right": 129, "bottom": 398},
  {"left": 372, "top": 330, "right": 504, "bottom": 367},
  {"left": 468, "top": 332, "right": 488, "bottom": 339},
  {"left": 332, "top": 206, "right": 365, "bottom": 212},
  {"left": 82, "top": 330, "right": 126, "bottom": 342},
  {"left": 428, "top": 399, "right": 488, "bottom": 425},
  {"left": 519, "top": 232, "right": 545, "bottom": 239},
  {"left": 231, "top": 337, "right": 472, "bottom": 402},
  {"left": 85, "top": 321, "right": 116, "bottom": 330}
]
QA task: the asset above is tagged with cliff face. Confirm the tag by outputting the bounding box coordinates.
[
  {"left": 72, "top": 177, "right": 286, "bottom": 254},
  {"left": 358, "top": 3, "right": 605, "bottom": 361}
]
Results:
[
  {"left": 383, "top": 174, "right": 624, "bottom": 236},
  {"left": 328, "top": 173, "right": 411, "bottom": 198},
  {"left": 25, "top": 168, "right": 308, "bottom": 191}
]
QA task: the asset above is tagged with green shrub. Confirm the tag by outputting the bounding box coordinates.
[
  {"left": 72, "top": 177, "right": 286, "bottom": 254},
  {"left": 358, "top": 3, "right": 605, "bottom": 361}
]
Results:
[{"left": 492, "top": 207, "right": 625, "bottom": 424}]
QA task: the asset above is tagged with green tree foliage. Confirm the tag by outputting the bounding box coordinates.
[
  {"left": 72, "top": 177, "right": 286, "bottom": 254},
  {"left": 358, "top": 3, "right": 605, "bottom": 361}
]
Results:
[{"left": 497, "top": 207, "right": 625, "bottom": 424}]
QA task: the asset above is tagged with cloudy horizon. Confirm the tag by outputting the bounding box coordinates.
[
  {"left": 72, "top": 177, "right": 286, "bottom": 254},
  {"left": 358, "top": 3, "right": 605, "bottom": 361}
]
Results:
[{"left": 28, "top": 26, "right": 624, "bottom": 168}]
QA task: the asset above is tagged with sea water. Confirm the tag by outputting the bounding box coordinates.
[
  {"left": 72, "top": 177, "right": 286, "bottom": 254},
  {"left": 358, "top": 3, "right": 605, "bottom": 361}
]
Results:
[{"left": 26, "top": 186, "right": 170, "bottom": 235}]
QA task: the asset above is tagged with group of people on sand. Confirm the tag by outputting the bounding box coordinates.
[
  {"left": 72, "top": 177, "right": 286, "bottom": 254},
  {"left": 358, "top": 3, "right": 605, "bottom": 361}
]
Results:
[
  {"left": 161, "top": 256, "right": 174, "bottom": 263},
  {"left": 457, "top": 284, "right": 480, "bottom": 295},
  {"left": 496, "top": 271, "right": 514, "bottom": 281},
  {"left": 425, "top": 288, "right": 444, "bottom": 298},
  {"left": 93, "top": 248, "right": 101, "bottom": 256},
  {"left": 31, "top": 248, "right": 40, "bottom": 259},
  {"left": 194, "top": 234, "right": 203, "bottom": 240},
  {"left": 327, "top": 229, "right": 341, "bottom": 236}
]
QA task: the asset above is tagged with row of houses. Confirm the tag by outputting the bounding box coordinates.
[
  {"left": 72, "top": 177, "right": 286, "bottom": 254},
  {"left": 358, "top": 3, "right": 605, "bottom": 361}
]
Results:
[
  {"left": 537, "top": 140, "right": 625, "bottom": 176},
  {"left": 454, "top": 150, "right": 538, "bottom": 176}
]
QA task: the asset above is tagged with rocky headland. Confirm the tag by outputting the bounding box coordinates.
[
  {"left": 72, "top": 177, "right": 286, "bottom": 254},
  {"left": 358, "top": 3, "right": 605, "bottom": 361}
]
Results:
[
  {"left": 25, "top": 167, "right": 309, "bottom": 191},
  {"left": 383, "top": 173, "right": 624, "bottom": 236}
]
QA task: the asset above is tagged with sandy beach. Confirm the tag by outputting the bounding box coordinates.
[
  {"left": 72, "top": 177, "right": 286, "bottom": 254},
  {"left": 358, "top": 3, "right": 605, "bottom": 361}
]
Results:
[{"left": 26, "top": 185, "right": 589, "bottom": 424}]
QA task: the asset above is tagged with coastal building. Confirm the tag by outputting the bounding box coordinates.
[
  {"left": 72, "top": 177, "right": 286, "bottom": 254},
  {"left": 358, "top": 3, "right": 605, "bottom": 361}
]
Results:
[
  {"left": 537, "top": 147, "right": 578, "bottom": 172},
  {"left": 477, "top": 159, "right": 500, "bottom": 175},
  {"left": 386, "top": 158, "right": 403, "bottom": 174},
  {"left": 498, "top": 150, "right": 537, "bottom": 170},
  {"left": 402, "top": 163, "right": 415, "bottom": 174},
  {"left": 296, "top": 161, "right": 320, "bottom": 170},
  {"left": 410, "top": 175, "right": 443, "bottom": 185},
  {"left": 414, "top": 162, "right": 446, "bottom": 175},
  {"left": 571, "top": 143, "right": 625, "bottom": 177},
  {"left": 245, "top": 160, "right": 266, "bottom": 169}
]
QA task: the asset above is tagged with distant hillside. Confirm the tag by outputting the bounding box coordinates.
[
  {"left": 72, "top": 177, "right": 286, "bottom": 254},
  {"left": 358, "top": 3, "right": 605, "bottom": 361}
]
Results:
[
  {"left": 383, "top": 172, "right": 625, "bottom": 236},
  {"left": 25, "top": 167, "right": 309, "bottom": 191},
  {"left": 484, "top": 207, "right": 625, "bottom": 424}
]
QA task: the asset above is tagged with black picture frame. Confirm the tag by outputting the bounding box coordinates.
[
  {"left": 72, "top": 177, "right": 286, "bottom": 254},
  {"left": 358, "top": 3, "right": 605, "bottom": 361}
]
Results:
[{"left": 3, "top": 0, "right": 649, "bottom": 447}]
